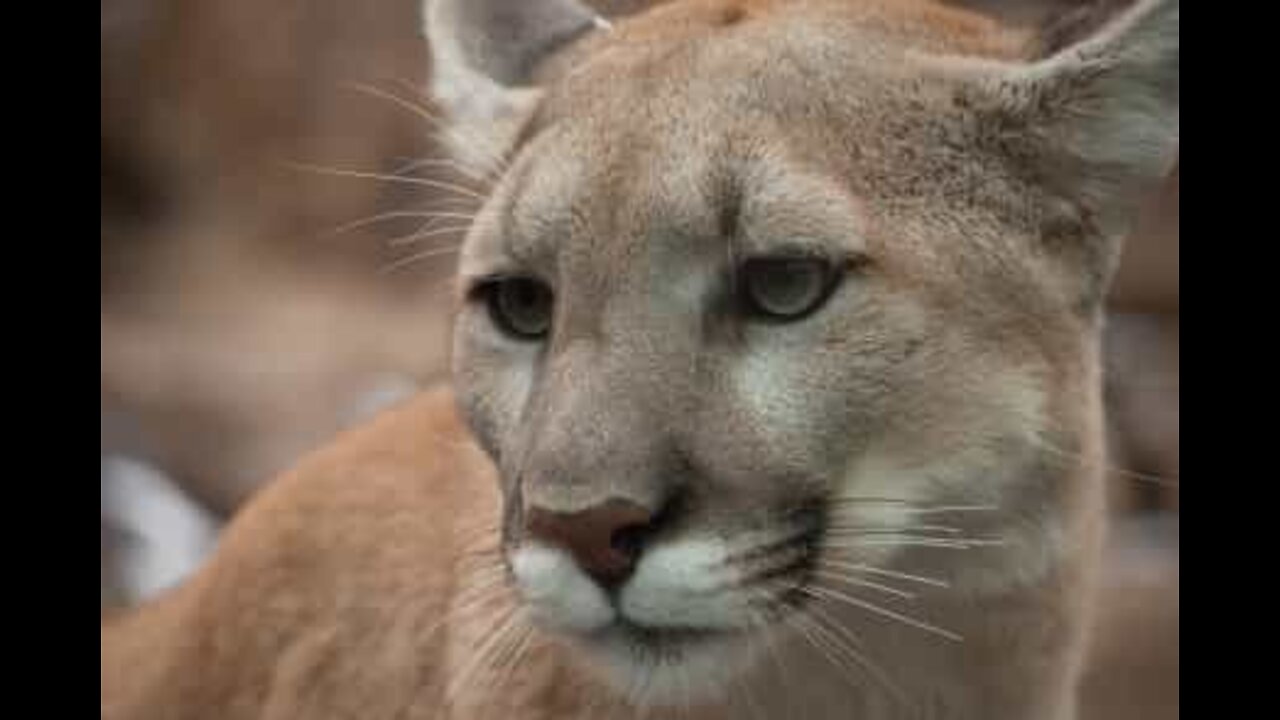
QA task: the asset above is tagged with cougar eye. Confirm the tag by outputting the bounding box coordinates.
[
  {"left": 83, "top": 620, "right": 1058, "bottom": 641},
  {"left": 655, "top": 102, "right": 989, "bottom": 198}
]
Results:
[
  {"left": 740, "top": 257, "right": 840, "bottom": 320},
  {"left": 482, "top": 276, "right": 554, "bottom": 339}
]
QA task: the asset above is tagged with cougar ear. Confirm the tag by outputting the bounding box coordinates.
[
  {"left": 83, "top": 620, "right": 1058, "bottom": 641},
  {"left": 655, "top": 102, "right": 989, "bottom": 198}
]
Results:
[
  {"left": 967, "top": 0, "right": 1178, "bottom": 307},
  {"left": 423, "top": 0, "right": 608, "bottom": 175}
]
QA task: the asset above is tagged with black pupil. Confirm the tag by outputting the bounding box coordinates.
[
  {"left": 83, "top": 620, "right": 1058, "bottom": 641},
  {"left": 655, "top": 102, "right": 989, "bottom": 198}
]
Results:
[
  {"left": 495, "top": 279, "right": 551, "bottom": 337},
  {"left": 747, "top": 259, "right": 827, "bottom": 316}
]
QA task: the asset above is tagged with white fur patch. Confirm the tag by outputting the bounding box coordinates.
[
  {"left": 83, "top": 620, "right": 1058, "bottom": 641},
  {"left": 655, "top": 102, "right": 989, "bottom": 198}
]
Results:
[
  {"left": 510, "top": 544, "right": 615, "bottom": 632},
  {"left": 620, "top": 539, "right": 752, "bottom": 630},
  {"left": 734, "top": 351, "right": 805, "bottom": 431},
  {"left": 829, "top": 368, "right": 1057, "bottom": 594}
]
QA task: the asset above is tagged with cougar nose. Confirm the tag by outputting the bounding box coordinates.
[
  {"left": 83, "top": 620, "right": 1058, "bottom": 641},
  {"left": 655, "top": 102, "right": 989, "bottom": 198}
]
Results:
[{"left": 524, "top": 499, "right": 656, "bottom": 588}]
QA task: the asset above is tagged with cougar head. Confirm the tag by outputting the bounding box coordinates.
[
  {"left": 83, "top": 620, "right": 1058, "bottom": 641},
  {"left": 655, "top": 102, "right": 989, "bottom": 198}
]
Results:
[{"left": 425, "top": 0, "right": 1177, "bottom": 705}]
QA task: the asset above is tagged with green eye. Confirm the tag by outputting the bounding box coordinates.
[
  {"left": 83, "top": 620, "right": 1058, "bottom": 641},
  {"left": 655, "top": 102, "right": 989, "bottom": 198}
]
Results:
[
  {"left": 740, "top": 257, "right": 840, "bottom": 320},
  {"left": 484, "top": 277, "right": 554, "bottom": 339}
]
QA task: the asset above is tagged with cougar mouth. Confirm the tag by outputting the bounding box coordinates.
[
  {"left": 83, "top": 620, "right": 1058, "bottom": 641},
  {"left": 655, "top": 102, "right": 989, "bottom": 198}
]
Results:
[
  {"left": 503, "top": 499, "right": 834, "bottom": 706},
  {"left": 603, "top": 517, "right": 824, "bottom": 646},
  {"left": 598, "top": 619, "right": 730, "bottom": 656}
]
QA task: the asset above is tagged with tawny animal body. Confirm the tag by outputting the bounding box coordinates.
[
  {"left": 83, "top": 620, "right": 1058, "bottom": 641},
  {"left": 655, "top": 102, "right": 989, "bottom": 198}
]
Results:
[
  {"left": 101, "top": 386, "right": 1102, "bottom": 720},
  {"left": 101, "top": 1, "right": 1178, "bottom": 718}
]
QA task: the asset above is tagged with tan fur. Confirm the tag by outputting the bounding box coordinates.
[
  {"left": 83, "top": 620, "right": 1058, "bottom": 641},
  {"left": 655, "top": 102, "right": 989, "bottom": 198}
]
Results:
[
  {"left": 102, "top": 1, "right": 1177, "bottom": 718},
  {"left": 101, "top": 389, "right": 678, "bottom": 719}
]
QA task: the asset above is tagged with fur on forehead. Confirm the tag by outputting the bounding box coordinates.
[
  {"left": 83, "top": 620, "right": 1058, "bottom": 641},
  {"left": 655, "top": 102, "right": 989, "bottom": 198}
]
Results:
[{"left": 426, "top": 0, "right": 1177, "bottom": 308}]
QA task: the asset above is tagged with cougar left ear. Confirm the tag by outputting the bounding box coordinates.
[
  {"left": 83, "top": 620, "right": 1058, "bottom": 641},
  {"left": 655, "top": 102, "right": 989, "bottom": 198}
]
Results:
[{"left": 423, "top": 0, "right": 608, "bottom": 175}]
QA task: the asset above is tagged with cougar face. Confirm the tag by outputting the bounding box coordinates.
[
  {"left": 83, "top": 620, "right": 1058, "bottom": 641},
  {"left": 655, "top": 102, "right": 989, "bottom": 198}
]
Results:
[{"left": 435, "top": 0, "right": 1177, "bottom": 705}]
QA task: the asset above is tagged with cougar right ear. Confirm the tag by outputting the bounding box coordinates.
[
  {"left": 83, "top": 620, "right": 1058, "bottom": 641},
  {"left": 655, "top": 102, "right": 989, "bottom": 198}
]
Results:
[
  {"left": 423, "top": 0, "right": 608, "bottom": 175},
  {"left": 956, "top": 0, "right": 1178, "bottom": 310}
]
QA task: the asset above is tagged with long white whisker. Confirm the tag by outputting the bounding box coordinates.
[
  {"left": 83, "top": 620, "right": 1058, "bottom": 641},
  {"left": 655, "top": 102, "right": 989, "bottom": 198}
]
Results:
[
  {"left": 810, "top": 569, "right": 916, "bottom": 600},
  {"left": 485, "top": 620, "right": 535, "bottom": 712},
  {"left": 1029, "top": 434, "right": 1180, "bottom": 488},
  {"left": 817, "top": 560, "right": 951, "bottom": 588},
  {"left": 823, "top": 524, "right": 963, "bottom": 535},
  {"left": 286, "top": 161, "right": 489, "bottom": 200},
  {"left": 389, "top": 156, "right": 490, "bottom": 181},
  {"left": 352, "top": 81, "right": 510, "bottom": 178},
  {"left": 803, "top": 598, "right": 910, "bottom": 707},
  {"left": 824, "top": 499, "right": 1003, "bottom": 520},
  {"left": 804, "top": 584, "right": 963, "bottom": 642},
  {"left": 322, "top": 210, "right": 477, "bottom": 239},
  {"left": 783, "top": 611, "right": 866, "bottom": 694},
  {"left": 824, "top": 497, "right": 915, "bottom": 505},
  {"left": 824, "top": 538, "right": 1002, "bottom": 550},
  {"left": 445, "top": 607, "right": 523, "bottom": 703},
  {"left": 787, "top": 603, "right": 908, "bottom": 707},
  {"left": 892, "top": 505, "right": 1000, "bottom": 515},
  {"left": 381, "top": 244, "right": 462, "bottom": 274},
  {"left": 387, "top": 223, "right": 473, "bottom": 248}
]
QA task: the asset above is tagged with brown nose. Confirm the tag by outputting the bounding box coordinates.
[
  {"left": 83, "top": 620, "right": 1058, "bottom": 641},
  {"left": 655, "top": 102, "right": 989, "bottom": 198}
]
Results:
[{"left": 524, "top": 499, "right": 656, "bottom": 587}]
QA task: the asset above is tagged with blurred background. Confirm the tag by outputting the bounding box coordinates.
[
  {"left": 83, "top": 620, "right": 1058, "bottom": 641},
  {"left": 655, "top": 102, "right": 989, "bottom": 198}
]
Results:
[{"left": 100, "top": 0, "right": 1177, "bottom": 716}]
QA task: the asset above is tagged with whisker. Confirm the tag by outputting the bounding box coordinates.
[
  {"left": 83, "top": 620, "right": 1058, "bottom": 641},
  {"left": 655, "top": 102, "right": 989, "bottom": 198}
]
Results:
[
  {"left": 387, "top": 223, "right": 473, "bottom": 248},
  {"left": 380, "top": 244, "right": 461, "bottom": 274},
  {"left": 749, "top": 581, "right": 901, "bottom": 707},
  {"left": 802, "top": 583, "right": 963, "bottom": 642},
  {"left": 1032, "top": 435, "right": 1180, "bottom": 488},
  {"left": 788, "top": 603, "right": 908, "bottom": 706},
  {"left": 893, "top": 504, "right": 1000, "bottom": 515},
  {"left": 822, "top": 524, "right": 963, "bottom": 535},
  {"left": 816, "top": 560, "right": 951, "bottom": 589},
  {"left": 344, "top": 83, "right": 486, "bottom": 156},
  {"left": 388, "top": 155, "right": 491, "bottom": 182},
  {"left": 823, "top": 528, "right": 999, "bottom": 544},
  {"left": 486, "top": 620, "right": 535, "bottom": 711},
  {"left": 383, "top": 211, "right": 478, "bottom": 223},
  {"left": 445, "top": 607, "right": 524, "bottom": 704},
  {"left": 803, "top": 600, "right": 910, "bottom": 708},
  {"left": 823, "top": 498, "right": 1002, "bottom": 515},
  {"left": 824, "top": 537, "right": 1003, "bottom": 550},
  {"left": 285, "top": 161, "right": 489, "bottom": 201},
  {"left": 811, "top": 569, "right": 916, "bottom": 600},
  {"left": 782, "top": 611, "right": 867, "bottom": 695},
  {"left": 823, "top": 497, "right": 915, "bottom": 505},
  {"left": 356, "top": 80, "right": 511, "bottom": 178},
  {"left": 321, "top": 210, "right": 476, "bottom": 239}
]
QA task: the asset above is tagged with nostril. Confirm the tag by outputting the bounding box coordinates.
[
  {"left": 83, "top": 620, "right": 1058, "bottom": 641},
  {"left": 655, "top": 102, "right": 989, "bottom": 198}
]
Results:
[{"left": 609, "top": 521, "right": 652, "bottom": 561}]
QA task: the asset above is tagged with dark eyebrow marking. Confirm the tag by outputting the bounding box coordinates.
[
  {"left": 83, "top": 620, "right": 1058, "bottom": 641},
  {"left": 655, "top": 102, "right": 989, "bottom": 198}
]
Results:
[
  {"left": 716, "top": 172, "right": 744, "bottom": 304},
  {"left": 717, "top": 178, "right": 742, "bottom": 242}
]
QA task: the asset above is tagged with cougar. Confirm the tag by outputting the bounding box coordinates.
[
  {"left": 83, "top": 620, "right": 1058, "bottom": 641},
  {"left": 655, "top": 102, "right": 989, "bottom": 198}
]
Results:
[{"left": 100, "top": 0, "right": 1179, "bottom": 718}]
